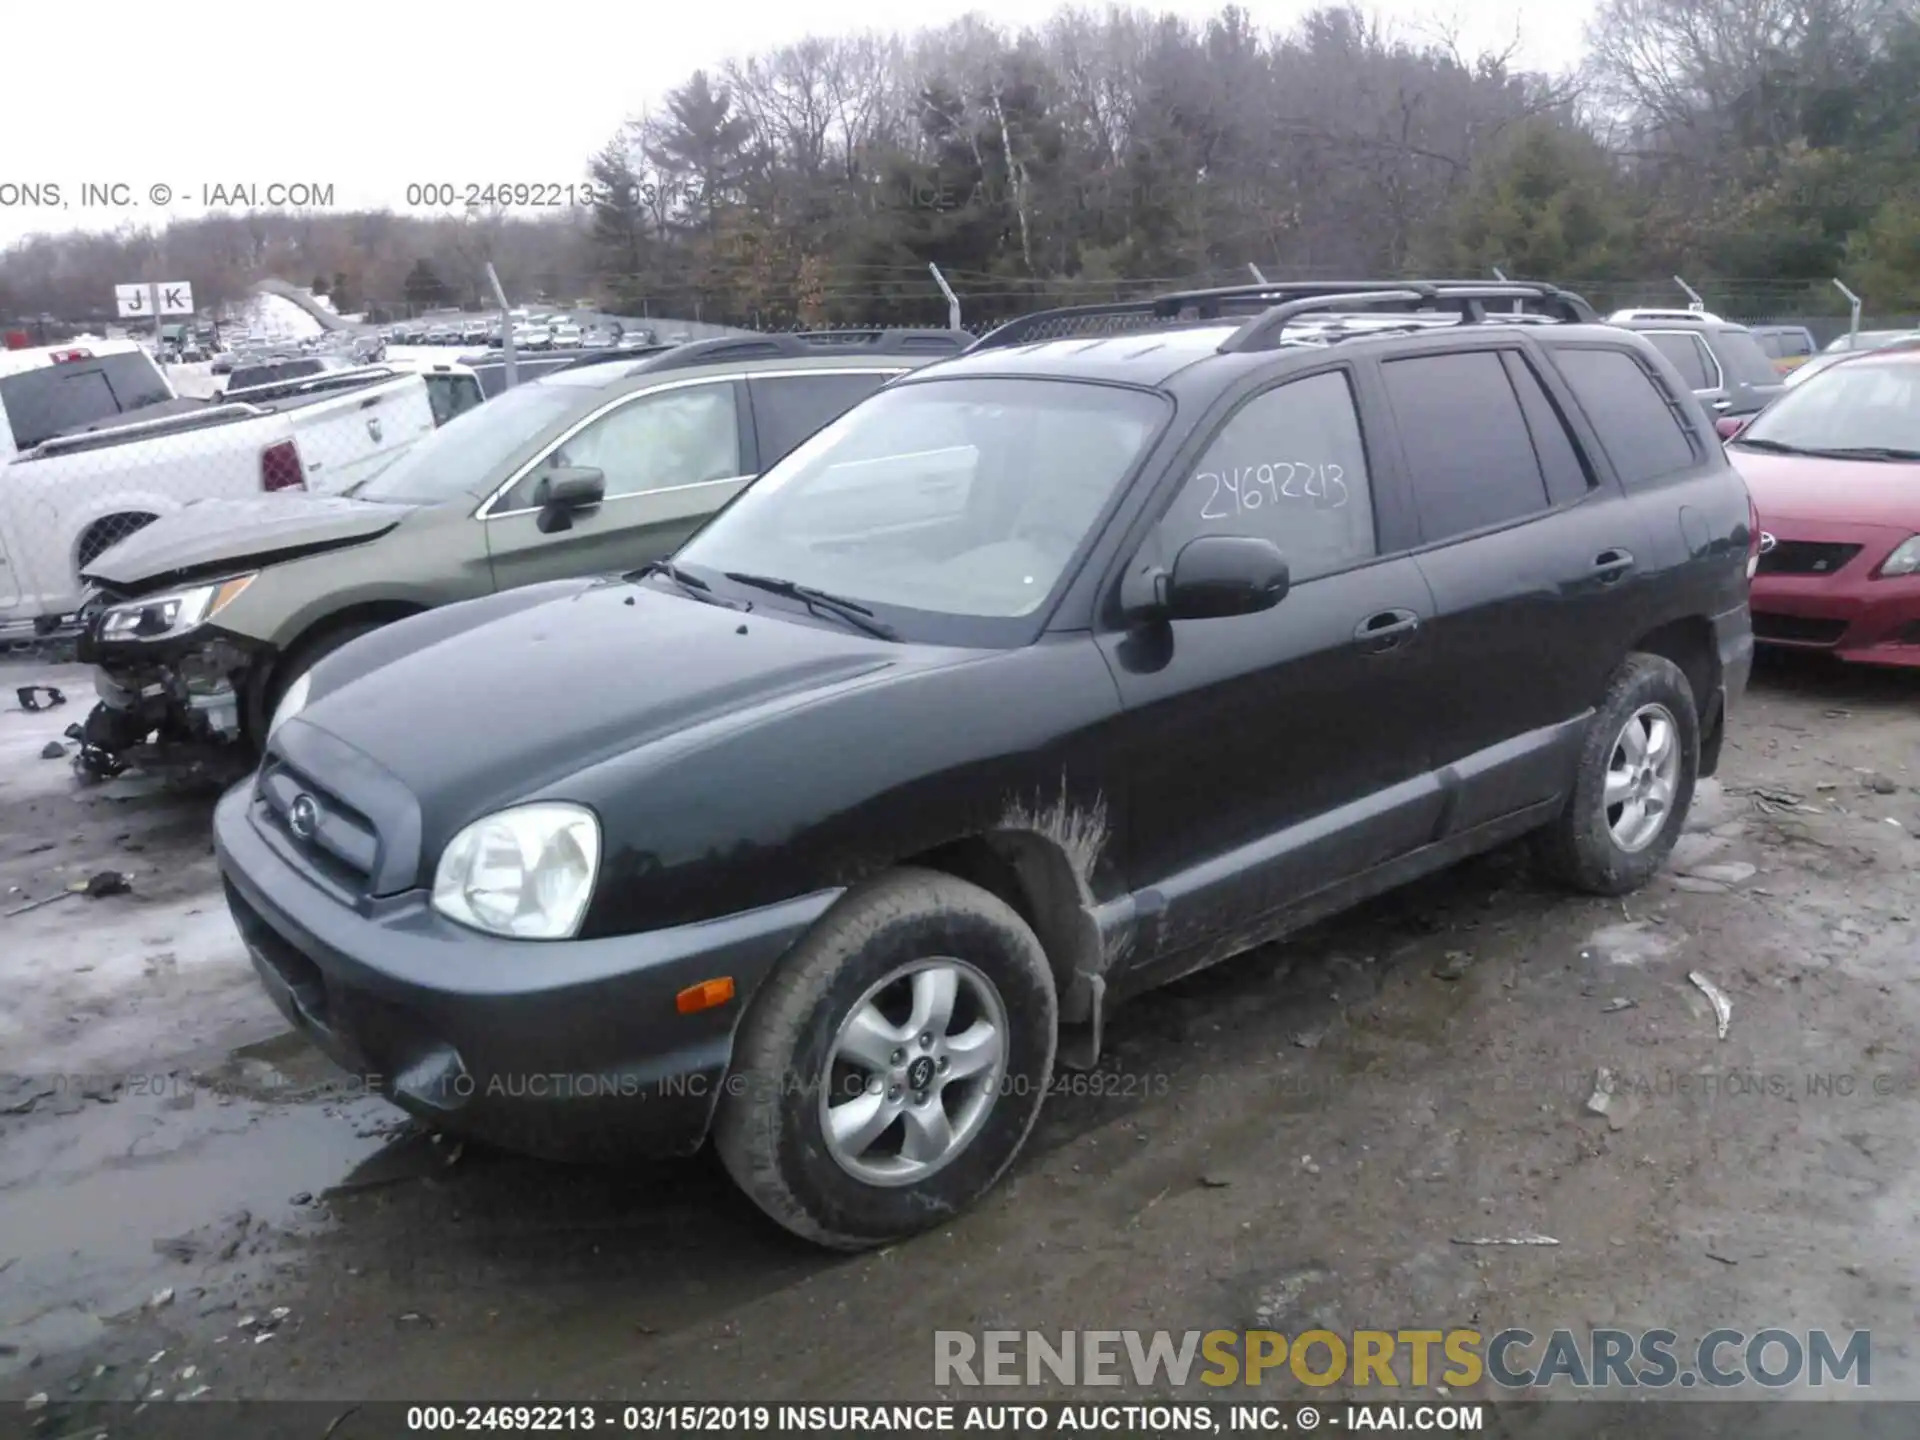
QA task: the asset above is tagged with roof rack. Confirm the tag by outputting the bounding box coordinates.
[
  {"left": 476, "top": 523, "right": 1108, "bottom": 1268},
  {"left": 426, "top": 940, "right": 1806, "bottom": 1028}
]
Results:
[
  {"left": 625, "top": 327, "right": 974, "bottom": 376},
  {"left": 557, "top": 344, "right": 674, "bottom": 372},
  {"left": 1610, "top": 307, "right": 1724, "bottom": 324},
  {"left": 967, "top": 279, "right": 1597, "bottom": 354}
]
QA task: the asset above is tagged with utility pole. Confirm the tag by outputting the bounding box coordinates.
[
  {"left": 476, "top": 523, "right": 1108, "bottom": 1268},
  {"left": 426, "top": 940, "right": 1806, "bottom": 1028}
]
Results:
[
  {"left": 929, "top": 263, "right": 961, "bottom": 330},
  {"left": 149, "top": 280, "right": 163, "bottom": 352},
  {"left": 486, "top": 263, "right": 517, "bottom": 390},
  {"left": 1832, "top": 279, "right": 1862, "bottom": 350}
]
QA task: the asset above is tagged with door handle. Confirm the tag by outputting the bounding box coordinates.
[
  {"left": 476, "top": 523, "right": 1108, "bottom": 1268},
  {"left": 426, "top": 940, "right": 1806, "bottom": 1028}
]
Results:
[
  {"left": 1355, "top": 609, "right": 1420, "bottom": 652},
  {"left": 1592, "top": 549, "right": 1635, "bottom": 583},
  {"left": 1711, "top": 397, "right": 1733, "bottom": 411}
]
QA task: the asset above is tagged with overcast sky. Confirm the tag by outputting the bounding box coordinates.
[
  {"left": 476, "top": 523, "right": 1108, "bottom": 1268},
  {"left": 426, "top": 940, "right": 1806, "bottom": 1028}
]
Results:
[{"left": 0, "top": 0, "right": 1590, "bottom": 246}]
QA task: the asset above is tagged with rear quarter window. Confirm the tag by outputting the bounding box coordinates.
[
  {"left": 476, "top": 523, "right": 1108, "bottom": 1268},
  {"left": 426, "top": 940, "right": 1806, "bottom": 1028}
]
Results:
[
  {"left": 1548, "top": 345, "right": 1702, "bottom": 489},
  {"left": 1642, "top": 331, "right": 1717, "bottom": 390},
  {"left": 1715, "top": 330, "right": 1786, "bottom": 387}
]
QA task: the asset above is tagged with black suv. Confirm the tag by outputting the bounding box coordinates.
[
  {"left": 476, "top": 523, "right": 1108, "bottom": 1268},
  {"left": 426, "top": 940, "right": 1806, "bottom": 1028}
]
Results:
[{"left": 214, "top": 279, "right": 1756, "bottom": 1249}]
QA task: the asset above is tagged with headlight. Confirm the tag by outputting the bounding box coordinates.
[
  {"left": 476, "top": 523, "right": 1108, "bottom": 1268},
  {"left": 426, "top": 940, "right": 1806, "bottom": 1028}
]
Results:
[
  {"left": 431, "top": 803, "right": 601, "bottom": 940},
  {"left": 267, "top": 669, "right": 311, "bottom": 740},
  {"left": 97, "top": 573, "right": 256, "bottom": 642},
  {"left": 1878, "top": 535, "right": 1920, "bottom": 578}
]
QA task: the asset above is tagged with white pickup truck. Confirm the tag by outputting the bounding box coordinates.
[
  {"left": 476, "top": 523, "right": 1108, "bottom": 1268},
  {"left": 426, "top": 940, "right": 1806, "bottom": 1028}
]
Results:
[{"left": 0, "top": 343, "right": 448, "bottom": 626}]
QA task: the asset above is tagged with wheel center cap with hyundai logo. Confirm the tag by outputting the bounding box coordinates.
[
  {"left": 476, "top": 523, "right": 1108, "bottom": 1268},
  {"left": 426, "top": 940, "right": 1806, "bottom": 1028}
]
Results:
[
  {"left": 289, "top": 794, "right": 320, "bottom": 840},
  {"left": 907, "top": 1055, "right": 937, "bottom": 1092}
]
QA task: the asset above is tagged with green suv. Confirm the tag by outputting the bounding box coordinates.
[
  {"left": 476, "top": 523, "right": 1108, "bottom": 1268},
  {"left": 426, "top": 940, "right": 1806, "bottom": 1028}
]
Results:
[{"left": 71, "top": 330, "right": 970, "bottom": 775}]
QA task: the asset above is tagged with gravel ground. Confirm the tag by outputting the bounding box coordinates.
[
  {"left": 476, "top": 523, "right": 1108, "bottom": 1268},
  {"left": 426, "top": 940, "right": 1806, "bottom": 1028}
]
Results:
[{"left": 1, "top": 649, "right": 1915, "bottom": 1416}]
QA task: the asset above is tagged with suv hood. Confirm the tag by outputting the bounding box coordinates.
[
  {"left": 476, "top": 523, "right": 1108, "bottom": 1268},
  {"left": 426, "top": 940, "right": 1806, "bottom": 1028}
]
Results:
[
  {"left": 1730, "top": 447, "right": 1920, "bottom": 529},
  {"left": 287, "top": 579, "right": 977, "bottom": 877},
  {"left": 82, "top": 494, "right": 412, "bottom": 592}
]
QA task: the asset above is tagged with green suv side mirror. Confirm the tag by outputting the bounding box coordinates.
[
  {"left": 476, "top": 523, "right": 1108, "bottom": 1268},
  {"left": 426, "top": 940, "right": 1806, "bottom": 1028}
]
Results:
[{"left": 533, "top": 466, "right": 607, "bottom": 534}]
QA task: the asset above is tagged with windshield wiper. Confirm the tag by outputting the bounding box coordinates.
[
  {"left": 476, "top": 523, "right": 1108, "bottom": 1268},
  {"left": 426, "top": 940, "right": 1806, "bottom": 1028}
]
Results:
[
  {"left": 1734, "top": 437, "right": 1920, "bottom": 462},
  {"left": 634, "top": 559, "right": 749, "bottom": 610},
  {"left": 721, "top": 572, "right": 897, "bottom": 640},
  {"left": 1809, "top": 446, "right": 1920, "bottom": 462}
]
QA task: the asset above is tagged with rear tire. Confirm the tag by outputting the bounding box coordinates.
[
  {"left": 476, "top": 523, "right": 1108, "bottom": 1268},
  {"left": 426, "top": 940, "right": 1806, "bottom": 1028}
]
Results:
[
  {"left": 1536, "top": 653, "right": 1699, "bottom": 895},
  {"left": 714, "top": 868, "right": 1057, "bottom": 1250}
]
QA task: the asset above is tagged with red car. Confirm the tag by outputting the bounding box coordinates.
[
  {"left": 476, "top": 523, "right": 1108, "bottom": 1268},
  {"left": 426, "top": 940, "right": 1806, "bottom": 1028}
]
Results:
[{"left": 1723, "top": 348, "right": 1920, "bottom": 667}]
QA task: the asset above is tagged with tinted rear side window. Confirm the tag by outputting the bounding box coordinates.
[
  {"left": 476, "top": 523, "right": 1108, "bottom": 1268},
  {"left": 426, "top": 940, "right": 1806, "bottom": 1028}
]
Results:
[
  {"left": 1551, "top": 347, "right": 1700, "bottom": 488},
  {"left": 749, "top": 372, "right": 896, "bottom": 467},
  {"left": 1643, "top": 331, "right": 1716, "bottom": 389},
  {"left": 1501, "top": 352, "right": 1594, "bottom": 507},
  {"left": 0, "top": 353, "right": 171, "bottom": 450},
  {"left": 1380, "top": 350, "right": 1551, "bottom": 543}
]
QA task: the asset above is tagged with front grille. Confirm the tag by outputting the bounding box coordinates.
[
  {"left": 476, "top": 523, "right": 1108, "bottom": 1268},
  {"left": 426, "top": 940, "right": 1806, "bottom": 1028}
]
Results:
[
  {"left": 256, "top": 754, "right": 380, "bottom": 892},
  {"left": 1756, "top": 540, "right": 1862, "bottom": 575},
  {"left": 226, "top": 879, "right": 330, "bottom": 1024},
  {"left": 1752, "top": 612, "right": 1848, "bottom": 645}
]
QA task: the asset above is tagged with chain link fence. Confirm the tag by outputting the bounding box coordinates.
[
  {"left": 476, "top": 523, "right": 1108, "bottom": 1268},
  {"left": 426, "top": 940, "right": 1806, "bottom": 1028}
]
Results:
[{"left": 0, "top": 343, "right": 505, "bottom": 663}]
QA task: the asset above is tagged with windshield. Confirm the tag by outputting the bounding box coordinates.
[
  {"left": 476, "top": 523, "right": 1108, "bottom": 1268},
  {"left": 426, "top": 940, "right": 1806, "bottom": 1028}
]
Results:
[
  {"left": 1735, "top": 360, "right": 1920, "bottom": 455},
  {"left": 353, "top": 379, "right": 581, "bottom": 503},
  {"left": 674, "top": 377, "right": 1166, "bottom": 625}
]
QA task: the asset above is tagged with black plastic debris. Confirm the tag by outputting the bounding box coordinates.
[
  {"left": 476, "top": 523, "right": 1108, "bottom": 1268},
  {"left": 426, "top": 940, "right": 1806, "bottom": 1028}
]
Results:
[
  {"left": 16, "top": 685, "right": 66, "bottom": 712},
  {"left": 64, "top": 719, "right": 126, "bottom": 780},
  {"left": 40, "top": 741, "right": 66, "bottom": 759},
  {"left": 83, "top": 870, "right": 132, "bottom": 898}
]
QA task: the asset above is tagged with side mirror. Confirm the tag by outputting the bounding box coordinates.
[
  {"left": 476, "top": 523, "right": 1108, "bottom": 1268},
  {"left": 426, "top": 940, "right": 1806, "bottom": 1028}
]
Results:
[
  {"left": 533, "top": 465, "right": 606, "bottom": 533},
  {"left": 1715, "top": 415, "right": 1750, "bottom": 440},
  {"left": 1156, "top": 535, "right": 1291, "bottom": 620}
]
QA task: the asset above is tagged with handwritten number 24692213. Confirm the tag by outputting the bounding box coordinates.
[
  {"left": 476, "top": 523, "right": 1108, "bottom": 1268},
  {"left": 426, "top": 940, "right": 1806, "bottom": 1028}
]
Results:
[{"left": 1198, "top": 462, "right": 1349, "bottom": 520}]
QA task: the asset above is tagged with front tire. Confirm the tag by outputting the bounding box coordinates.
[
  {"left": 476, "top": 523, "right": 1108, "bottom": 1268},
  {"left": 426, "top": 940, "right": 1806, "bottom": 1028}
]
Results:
[
  {"left": 1537, "top": 653, "right": 1699, "bottom": 895},
  {"left": 714, "top": 868, "right": 1057, "bottom": 1250}
]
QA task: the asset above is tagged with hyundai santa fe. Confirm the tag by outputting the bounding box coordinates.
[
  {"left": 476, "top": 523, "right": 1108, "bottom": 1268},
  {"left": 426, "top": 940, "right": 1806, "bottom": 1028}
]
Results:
[{"left": 213, "top": 280, "right": 1756, "bottom": 1249}]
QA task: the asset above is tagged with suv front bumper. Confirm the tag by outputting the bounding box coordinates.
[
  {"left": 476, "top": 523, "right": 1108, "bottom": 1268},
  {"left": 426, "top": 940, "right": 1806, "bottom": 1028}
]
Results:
[{"left": 213, "top": 782, "right": 839, "bottom": 1161}]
